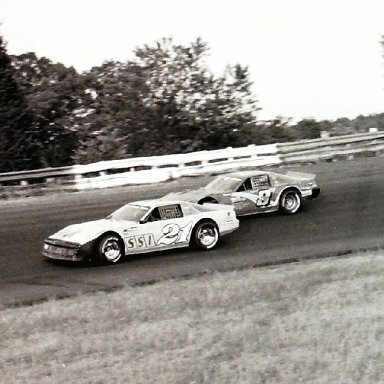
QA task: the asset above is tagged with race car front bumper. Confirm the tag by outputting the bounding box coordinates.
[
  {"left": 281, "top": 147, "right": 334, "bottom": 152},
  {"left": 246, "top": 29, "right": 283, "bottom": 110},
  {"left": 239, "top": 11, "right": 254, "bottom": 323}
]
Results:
[
  {"left": 42, "top": 239, "right": 83, "bottom": 261},
  {"left": 220, "top": 217, "right": 240, "bottom": 236}
]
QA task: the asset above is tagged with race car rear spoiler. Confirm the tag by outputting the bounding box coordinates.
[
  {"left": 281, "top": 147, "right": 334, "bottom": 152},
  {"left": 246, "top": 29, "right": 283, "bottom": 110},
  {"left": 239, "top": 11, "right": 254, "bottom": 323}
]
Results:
[
  {"left": 196, "top": 203, "right": 235, "bottom": 212},
  {"left": 285, "top": 171, "right": 316, "bottom": 181}
]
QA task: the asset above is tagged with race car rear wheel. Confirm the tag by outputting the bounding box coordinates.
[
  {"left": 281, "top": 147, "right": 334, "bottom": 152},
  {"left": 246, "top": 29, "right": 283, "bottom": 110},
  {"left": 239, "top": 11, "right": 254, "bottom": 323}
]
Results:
[
  {"left": 279, "top": 189, "right": 301, "bottom": 215},
  {"left": 96, "top": 233, "right": 124, "bottom": 264},
  {"left": 192, "top": 220, "right": 219, "bottom": 250}
]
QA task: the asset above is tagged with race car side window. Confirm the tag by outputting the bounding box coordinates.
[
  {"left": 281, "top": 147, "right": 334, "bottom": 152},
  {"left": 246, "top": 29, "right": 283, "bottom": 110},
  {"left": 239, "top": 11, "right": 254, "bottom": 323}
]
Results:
[
  {"left": 236, "top": 175, "right": 271, "bottom": 192},
  {"left": 158, "top": 204, "right": 184, "bottom": 220},
  {"left": 145, "top": 208, "right": 162, "bottom": 222},
  {"left": 143, "top": 205, "right": 184, "bottom": 223},
  {"left": 236, "top": 178, "right": 252, "bottom": 192},
  {"left": 250, "top": 175, "right": 270, "bottom": 189}
]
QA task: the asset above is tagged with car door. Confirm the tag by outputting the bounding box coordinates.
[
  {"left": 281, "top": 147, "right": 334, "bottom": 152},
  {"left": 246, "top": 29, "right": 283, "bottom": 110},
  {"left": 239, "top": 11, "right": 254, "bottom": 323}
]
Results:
[
  {"left": 230, "top": 174, "right": 274, "bottom": 215},
  {"left": 124, "top": 203, "right": 194, "bottom": 253}
]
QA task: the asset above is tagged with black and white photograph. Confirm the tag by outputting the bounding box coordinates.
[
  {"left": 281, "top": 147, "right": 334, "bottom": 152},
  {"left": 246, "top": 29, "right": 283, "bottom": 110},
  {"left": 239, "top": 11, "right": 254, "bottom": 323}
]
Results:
[{"left": 1, "top": 0, "right": 384, "bottom": 382}]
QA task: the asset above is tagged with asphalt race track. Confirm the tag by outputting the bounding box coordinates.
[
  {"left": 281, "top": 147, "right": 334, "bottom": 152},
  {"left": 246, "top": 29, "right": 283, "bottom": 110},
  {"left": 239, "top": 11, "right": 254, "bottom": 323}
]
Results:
[{"left": 1, "top": 157, "right": 384, "bottom": 308}]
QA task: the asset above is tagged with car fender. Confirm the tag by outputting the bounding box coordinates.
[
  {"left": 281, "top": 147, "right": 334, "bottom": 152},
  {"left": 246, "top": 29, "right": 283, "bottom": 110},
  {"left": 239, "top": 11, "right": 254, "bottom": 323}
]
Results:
[
  {"left": 48, "top": 219, "right": 131, "bottom": 246},
  {"left": 276, "top": 186, "right": 302, "bottom": 202}
]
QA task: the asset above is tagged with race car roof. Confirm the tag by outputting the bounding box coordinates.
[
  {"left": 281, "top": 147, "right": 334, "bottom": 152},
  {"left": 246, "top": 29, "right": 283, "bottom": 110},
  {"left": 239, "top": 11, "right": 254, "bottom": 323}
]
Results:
[{"left": 127, "top": 199, "right": 193, "bottom": 209}]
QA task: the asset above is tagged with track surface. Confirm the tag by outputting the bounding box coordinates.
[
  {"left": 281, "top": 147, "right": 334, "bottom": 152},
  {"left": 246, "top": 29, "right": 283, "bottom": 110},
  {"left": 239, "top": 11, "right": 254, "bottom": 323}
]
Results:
[{"left": 1, "top": 157, "right": 384, "bottom": 308}]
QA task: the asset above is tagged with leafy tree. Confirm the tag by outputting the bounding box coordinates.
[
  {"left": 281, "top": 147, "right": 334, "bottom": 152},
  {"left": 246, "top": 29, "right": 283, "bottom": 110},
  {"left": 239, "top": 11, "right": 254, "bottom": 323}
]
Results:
[
  {"left": 0, "top": 37, "right": 41, "bottom": 172},
  {"left": 11, "top": 52, "right": 84, "bottom": 167},
  {"left": 74, "top": 38, "right": 261, "bottom": 162},
  {"left": 255, "top": 117, "right": 295, "bottom": 144},
  {"left": 132, "top": 38, "right": 261, "bottom": 152},
  {"left": 351, "top": 114, "right": 384, "bottom": 132},
  {"left": 72, "top": 60, "right": 154, "bottom": 163},
  {"left": 291, "top": 118, "right": 324, "bottom": 140}
]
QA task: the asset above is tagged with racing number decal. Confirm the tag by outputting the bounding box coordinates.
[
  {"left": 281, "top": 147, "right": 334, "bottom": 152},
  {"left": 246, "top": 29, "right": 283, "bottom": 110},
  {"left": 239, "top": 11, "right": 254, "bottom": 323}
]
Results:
[
  {"left": 233, "top": 190, "right": 272, "bottom": 207},
  {"left": 256, "top": 190, "right": 272, "bottom": 207},
  {"left": 158, "top": 222, "right": 193, "bottom": 245},
  {"left": 157, "top": 224, "right": 179, "bottom": 245}
]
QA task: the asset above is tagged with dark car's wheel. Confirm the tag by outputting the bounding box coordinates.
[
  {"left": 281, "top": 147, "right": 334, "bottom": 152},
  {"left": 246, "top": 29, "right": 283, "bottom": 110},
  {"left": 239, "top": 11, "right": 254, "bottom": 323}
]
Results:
[
  {"left": 279, "top": 189, "right": 301, "bottom": 214},
  {"left": 191, "top": 220, "right": 219, "bottom": 250},
  {"left": 96, "top": 233, "right": 124, "bottom": 264},
  {"left": 198, "top": 197, "right": 218, "bottom": 205}
]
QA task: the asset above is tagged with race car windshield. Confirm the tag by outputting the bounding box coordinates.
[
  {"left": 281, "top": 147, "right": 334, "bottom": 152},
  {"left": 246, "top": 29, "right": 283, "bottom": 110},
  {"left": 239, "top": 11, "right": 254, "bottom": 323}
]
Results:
[
  {"left": 108, "top": 204, "right": 150, "bottom": 222},
  {"left": 205, "top": 176, "right": 242, "bottom": 192}
]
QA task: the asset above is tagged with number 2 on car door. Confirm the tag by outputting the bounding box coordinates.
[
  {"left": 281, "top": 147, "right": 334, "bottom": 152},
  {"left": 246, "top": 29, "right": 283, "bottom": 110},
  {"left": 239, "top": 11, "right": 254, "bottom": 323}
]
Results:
[{"left": 157, "top": 222, "right": 193, "bottom": 245}]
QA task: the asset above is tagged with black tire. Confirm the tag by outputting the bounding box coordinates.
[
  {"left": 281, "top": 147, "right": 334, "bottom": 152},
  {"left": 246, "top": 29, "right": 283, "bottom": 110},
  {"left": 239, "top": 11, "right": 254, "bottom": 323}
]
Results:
[
  {"left": 279, "top": 189, "right": 301, "bottom": 215},
  {"left": 191, "top": 220, "right": 219, "bottom": 250},
  {"left": 198, "top": 197, "right": 218, "bottom": 205},
  {"left": 96, "top": 233, "right": 124, "bottom": 264}
]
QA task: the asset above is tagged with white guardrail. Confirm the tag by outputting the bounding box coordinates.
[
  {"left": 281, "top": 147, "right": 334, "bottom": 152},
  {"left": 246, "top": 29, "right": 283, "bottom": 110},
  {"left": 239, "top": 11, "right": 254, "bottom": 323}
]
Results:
[{"left": 1, "top": 129, "right": 383, "bottom": 193}]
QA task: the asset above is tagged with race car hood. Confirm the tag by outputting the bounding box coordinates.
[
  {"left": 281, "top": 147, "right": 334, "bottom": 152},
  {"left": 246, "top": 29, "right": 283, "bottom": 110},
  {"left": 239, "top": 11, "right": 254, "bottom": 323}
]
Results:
[
  {"left": 47, "top": 219, "right": 135, "bottom": 245},
  {"left": 162, "top": 187, "right": 215, "bottom": 202}
]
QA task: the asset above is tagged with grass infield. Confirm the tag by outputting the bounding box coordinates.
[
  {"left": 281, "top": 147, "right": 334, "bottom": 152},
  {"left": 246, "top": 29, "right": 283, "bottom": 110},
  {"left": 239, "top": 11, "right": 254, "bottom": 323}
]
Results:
[{"left": 1, "top": 252, "right": 384, "bottom": 383}]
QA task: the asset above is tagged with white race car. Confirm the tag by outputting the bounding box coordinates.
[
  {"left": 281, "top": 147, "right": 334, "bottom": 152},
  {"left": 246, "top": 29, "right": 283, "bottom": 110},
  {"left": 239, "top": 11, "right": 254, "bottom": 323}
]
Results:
[{"left": 43, "top": 199, "right": 239, "bottom": 264}]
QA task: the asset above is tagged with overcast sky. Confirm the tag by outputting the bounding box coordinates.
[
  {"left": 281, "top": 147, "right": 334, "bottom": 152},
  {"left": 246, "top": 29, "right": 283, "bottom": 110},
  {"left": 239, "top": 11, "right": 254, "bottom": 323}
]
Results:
[{"left": 0, "top": 0, "right": 383, "bottom": 121}]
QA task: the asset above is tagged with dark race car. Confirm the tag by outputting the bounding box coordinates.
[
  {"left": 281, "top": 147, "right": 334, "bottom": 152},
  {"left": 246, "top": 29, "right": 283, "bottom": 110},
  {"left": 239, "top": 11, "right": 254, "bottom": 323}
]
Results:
[{"left": 163, "top": 170, "right": 320, "bottom": 216}]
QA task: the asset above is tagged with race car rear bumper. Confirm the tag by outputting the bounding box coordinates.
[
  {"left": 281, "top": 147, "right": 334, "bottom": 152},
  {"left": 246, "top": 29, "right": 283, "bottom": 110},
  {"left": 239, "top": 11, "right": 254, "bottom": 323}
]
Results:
[{"left": 220, "top": 218, "right": 240, "bottom": 236}]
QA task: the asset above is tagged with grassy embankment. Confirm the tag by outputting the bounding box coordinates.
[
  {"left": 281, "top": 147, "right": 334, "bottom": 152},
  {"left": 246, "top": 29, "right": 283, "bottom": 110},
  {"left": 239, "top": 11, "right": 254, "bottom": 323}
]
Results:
[{"left": 1, "top": 252, "right": 384, "bottom": 383}]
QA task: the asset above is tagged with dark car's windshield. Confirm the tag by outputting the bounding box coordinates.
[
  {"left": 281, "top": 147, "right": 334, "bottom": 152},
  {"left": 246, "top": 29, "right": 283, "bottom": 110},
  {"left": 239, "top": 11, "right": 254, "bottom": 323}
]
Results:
[
  {"left": 205, "top": 176, "right": 242, "bottom": 192},
  {"left": 108, "top": 204, "right": 150, "bottom": 222}
]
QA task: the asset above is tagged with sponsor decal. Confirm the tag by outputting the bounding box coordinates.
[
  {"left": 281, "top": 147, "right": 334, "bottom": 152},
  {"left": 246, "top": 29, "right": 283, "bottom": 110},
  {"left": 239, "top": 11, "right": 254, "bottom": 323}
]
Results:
[
  {"left": 144, "top": 233, "right": 155, "bottom": 247},
  {"left": 125, "top": 234, "right": 156, "bottom": 249},
  {"left": 124, "top": 222, "right": 193, "bottom": 250},
  {"left": 232, "top": 190, "right": 273, "bottom": 207},
  {"left": 125, "top": 237, "right": 136, "bottom": 249}
]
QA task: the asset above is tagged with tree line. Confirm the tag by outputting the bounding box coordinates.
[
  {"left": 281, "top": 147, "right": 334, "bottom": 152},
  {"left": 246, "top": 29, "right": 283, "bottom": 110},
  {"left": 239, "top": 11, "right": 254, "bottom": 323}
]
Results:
[{"left": 1, "top": 35, "right": 383, "bottom": 173}]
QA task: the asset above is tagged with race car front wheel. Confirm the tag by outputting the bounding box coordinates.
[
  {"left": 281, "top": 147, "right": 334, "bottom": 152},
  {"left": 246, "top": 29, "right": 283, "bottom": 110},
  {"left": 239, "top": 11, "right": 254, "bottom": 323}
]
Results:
[
  {"left": 96, "top": 234, "right": 124, "bottom": 264},
  {"left": 192, "top": 220, "right": 219, "bottom": 250},
  {"left": 279, "top": 190, "right": 301, "bottom": 215}
]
